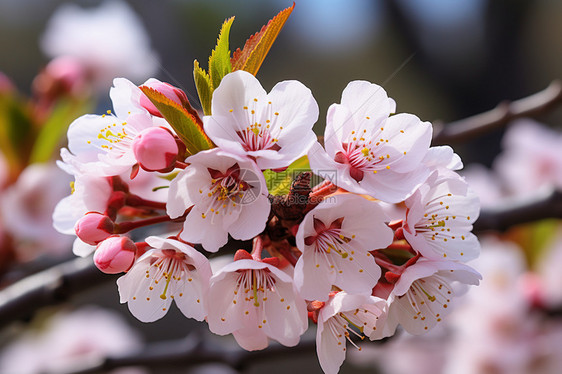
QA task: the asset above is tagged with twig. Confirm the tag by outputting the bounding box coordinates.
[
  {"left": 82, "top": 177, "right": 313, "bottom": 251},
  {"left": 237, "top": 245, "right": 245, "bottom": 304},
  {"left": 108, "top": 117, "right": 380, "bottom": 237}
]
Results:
[
  {"left": 0, "top": 256, "right": 116, "bottom": 329},
  {"left": 474, "top": 187, "right": 562, "bottom": 233},
  {"left": 432, "top": 80, "right": 562, "bottom": 145}
]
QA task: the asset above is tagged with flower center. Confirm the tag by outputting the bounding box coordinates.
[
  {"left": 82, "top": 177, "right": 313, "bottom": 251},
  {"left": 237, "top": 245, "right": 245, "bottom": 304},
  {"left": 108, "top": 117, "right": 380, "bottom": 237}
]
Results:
[
  {"left": 199, "top": 163, "right": 253, "bottom": 219},
  {"left": 143, "top": 250, "right": 195, "bottom": 301},
  {"left": 304, "top": 217, "right": 355, "bottom": 259},
  {"left": 235, "top": 268, "right": 276, "bottom": 308},
  {"left": 334, "top": 126, "right": 403, "bottom": 182},
  {"left": 233, "top": 98, "right": 284, "bottom": 152}
]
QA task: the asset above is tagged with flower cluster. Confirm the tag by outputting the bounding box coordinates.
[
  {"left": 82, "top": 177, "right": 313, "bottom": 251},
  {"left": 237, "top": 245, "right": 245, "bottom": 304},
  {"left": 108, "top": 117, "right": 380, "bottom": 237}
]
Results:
[{"left": 54, "top": 67, "right": 481, "bottom": 373}]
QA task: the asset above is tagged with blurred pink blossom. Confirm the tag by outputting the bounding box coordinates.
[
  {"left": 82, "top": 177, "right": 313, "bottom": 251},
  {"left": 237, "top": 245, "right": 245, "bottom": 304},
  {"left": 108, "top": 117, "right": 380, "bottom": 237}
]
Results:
[
  {"left": 41, "top": 0, "right": 159, "bottom": 90},
  {"left": 0, "top": 306, "right": 145, "bottom": 374}
]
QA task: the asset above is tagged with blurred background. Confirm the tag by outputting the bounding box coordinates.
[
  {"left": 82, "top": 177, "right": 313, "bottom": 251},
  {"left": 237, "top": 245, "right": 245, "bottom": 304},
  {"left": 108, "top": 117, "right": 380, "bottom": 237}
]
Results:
[{"left": 0, "top": 0, "right": 562, "bottom": 373}]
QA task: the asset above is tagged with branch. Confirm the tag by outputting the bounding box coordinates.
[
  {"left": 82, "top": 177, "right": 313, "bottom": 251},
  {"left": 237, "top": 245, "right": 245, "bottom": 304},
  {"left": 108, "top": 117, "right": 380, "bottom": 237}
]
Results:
[
  {"left": 474, "top": 187, "right": 562, "bottom": 232},
  {"left": 57, "top": 332, "right": 317, "bottom": 374},
  {"left": 56, "top": 328, "right": 396, "bottom": 374},
  {"left": 0, "top": 256, "right": 116, "bottom": 329},
  {"left": 432, "top": 80, "right": 562, "bottom": 145}
]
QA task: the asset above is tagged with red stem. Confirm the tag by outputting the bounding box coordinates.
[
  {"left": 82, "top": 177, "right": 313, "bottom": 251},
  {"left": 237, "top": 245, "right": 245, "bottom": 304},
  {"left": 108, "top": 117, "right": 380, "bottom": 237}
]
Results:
[
  {"left": 126, "top": 194, "right": 167, "bottom": 210},
  {"left": 175, "top": 161, "right": 189, "bottom": 169},
  {"left": 305, "top": 181, "right": 338, "bottom": 212},
  {"left": 278, "top": 245, "right": 299, "bottom": 267},
  {"left": 374, "top": 257, "right": 402, "bottom": 273},
  {"left": 115, "top": 215, "right": 176, "bottom": 233},
  {"left": 251, "top": 236, "right": 264, "bottom": 260}
]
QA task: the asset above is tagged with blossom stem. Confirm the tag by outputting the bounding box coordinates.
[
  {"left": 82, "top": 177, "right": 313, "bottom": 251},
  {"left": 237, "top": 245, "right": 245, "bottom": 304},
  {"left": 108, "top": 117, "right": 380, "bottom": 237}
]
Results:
[
  {"left": 251, "top": 236, "right": 264, "bottom": 260},
  {"left": 126, "top": 194, "right": 167, "bottom": 210},
  {"left": 278, "top": 244, "right": 299, "bottom": 267},
  {"left": 385, "top": 241, "right": 415, "bottom": 254},
  {"left": 305, "top": 181, "right": 338, "bottom": 212},
  {"left": 114, "top": 215, "right": 177, "bottom": 234},
  {"left": 388, "top": 220, "right": 403, "bottom": 230},
  {"left": 174, "top": 161, "right": 189, "bottom": 169},
  {"left": 372, "top": 255, "right": 403, "bottom": 273}
]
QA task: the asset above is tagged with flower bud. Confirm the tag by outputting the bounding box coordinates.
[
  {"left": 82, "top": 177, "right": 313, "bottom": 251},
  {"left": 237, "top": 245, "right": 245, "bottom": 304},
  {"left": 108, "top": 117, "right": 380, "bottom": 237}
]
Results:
[
  {"left": 94, "top": 235, "right": 136, "bottom": 274},
  {"left": 33, "top": 56, "right": 87, "bottom": 99},
  {"left": 139, "top": 81, "right": 188, "bottom": 117},
  {"left": 132, "top": 127, "right": 178, "bottom": 171},
  {"left": 0, "top": 72, "right": 15, "bottom": 94},
  {"left": 74, "top": 212, "right": 114, "bottom": 245}
]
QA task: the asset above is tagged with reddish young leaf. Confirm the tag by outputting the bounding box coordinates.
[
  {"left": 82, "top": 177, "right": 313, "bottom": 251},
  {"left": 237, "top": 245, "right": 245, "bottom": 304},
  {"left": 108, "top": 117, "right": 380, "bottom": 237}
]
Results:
[{"left": 231, "top": 3, "right": 295, "bottom": 75}]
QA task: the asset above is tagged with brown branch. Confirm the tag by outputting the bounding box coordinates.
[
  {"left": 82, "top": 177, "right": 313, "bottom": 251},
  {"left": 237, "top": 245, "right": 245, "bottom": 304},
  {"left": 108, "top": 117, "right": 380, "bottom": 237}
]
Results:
[
  {"left": 0, "top": 256, "right": 116, "bottom": 329},
  {"left": 432, "top": 80, "right": 562, "bottom": 145},
  {"left": 56, "top": 332, "right": 318, "bottom": 374},
  {"left": 55, "top": 327, "right": 397, "bottom": 374},
  {"left": 474, "top": 188, "right": 562, "bottom": 233}
]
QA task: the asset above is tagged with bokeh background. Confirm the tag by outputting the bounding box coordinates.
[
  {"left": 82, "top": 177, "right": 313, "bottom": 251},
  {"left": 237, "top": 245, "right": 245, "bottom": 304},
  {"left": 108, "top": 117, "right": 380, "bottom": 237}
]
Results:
[{"left": 1, "top": 0, "right": 562, "bottom": 373}]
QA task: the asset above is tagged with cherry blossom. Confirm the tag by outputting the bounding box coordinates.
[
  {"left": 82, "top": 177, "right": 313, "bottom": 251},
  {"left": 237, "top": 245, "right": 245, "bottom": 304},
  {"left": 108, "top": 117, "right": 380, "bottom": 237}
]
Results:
[
  {"left": 494, "top": 119, "right": 562, "bottom": 196},
  {"left": 0, "top": 163, "right": 74, "bottom": 258},
  {"left": 167, "top": 149, "right": 270, "bottom": 253},
  {"left": 117, "top": 236, "right": 212, "bottom": 322},
  {"left": 379, "top": 259, "right": 481, "bottom": 337},
  {"left": 294, "top": 194, "right": 393, "bottom": 301},
  {"left": 308, "top": 80, "right": 432, "bottom": 203},
  {"left": 206, "top": 256, "right": 308, "bottom": 351},
  {"left": 403, "top": 170, "right": 480, "bottom": 261},
  {"left": 422, "top": 145, "right": 463, "bottom": 171},
  {"left": 0, "top": 307, "right": 144, "bottom": 374},
  {"left": 53, "top": 173, "right": 113, "bottom": 257},
  {"left": 109, "top": 77, "right": 175, "bottom": 129},
  {"left": 59, "top": 75, "right": 181, "bottom": 177},
  {"left": 203, "top": 70, "right": 319, "bottom": 170},
  {"left": 41, "top": 0, "right": 158, "bottom": 90},
  {"left": 62, "top": 110, "right": 155, "bottom": 176},
  {"left": 315, "top": 292, "right": 387, "bottom": 374}
]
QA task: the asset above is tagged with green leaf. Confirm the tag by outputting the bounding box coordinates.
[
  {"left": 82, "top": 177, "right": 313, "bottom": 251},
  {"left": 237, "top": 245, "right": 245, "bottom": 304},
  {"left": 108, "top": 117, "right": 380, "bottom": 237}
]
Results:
[
  {"left": 263, "top": 155, "right": 310, "bottom": 196},
  {"left": 0, "top": 92, "right": 34, "bottom": 177},
  {"left": 30, "top": 98, "right": 91, "bottom": 163},
  {"left": 231, "top": 3, "right": 294, "bottom": 75},
  {"left": 209, "top": 16, "right": 234, "bottom": 90},
  {"left": 193, "top": 59, "right": 213, "bottom": 116},
  {"left": 140, "top": 86, "right": 214, "bottom": 156}
]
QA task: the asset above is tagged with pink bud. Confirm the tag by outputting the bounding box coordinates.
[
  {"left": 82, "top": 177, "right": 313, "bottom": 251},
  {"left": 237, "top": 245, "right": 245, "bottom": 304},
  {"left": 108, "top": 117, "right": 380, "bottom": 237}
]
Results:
[
  {"left": 45, "top": 56, "right": 87, "bottom": 94},
  {"left": 139, "top": 81, "right": 188, "bottom": 117},
  {"left": 132, "top": 127, "right": 178, "bottom": 171},
  {"left": 94, "top": 236, "right": 136, "bottom": 274},
  {"left": 75, "top": 212, "right": 114, "bottom": 245},
  {"left": 0, "top": 72, "right": 15, "bottom": 94}
]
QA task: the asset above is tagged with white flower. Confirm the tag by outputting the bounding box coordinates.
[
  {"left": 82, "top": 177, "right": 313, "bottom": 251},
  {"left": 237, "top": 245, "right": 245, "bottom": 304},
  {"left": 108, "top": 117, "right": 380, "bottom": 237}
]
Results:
[
  {"left": 316, "top": 292, "right": 387, "bottom": 374},
  {"left": 494, "top": 119, "right": 562, "bottom": 196},
  {"left": 308, "top": 80, "right": 432, "bottom": 203},
  {"left": 62, "top": 110, "right": 154, "bottom": 177},
  {"left": 294, "top": 194, "right": 393, "bottom": 301},
  {"left": 203, "top": 70, "right": 319, "bottom": 170},
  {"left": 206, "top": 257, "right": 308, "bottom": 351},
  {"left": 117, "top": 236, "right": 212, "bottom": 323},
  {"left": 403, "top": 170, "right": 480, "bottom": 262},
  {"left": 1, "top": 163, "right": 74, "bottom": 258},
  {"left": 167, "top": 149, "right": 270, "bottom": 253},
  {"left": 41, "top": 0, "right": 158, "bottom": 90},
  {"left": 423, "top": 145, "right": 463, "bottom": 171},
  {"left": 52, "top": 174, "right": 113, "bottom": 237},
  {"left": 381, "top": 259, "right": 481, "bottom": 337}
]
